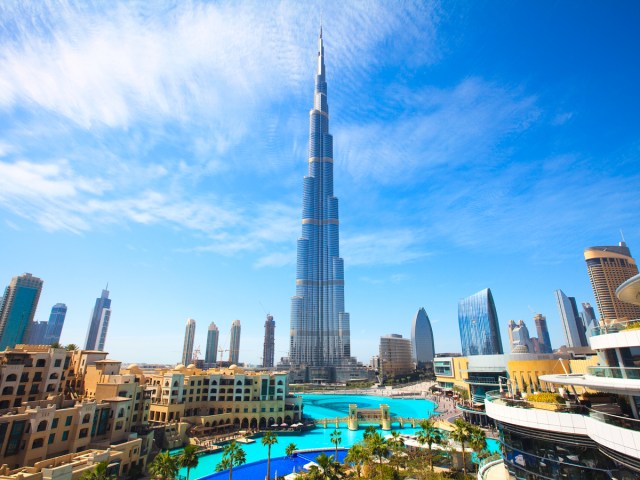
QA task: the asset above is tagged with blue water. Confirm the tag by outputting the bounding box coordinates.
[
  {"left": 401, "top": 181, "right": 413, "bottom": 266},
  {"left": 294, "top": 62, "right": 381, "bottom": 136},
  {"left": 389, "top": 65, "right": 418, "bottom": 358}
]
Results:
[{"left": 179, "top": 393, "right": 496, "bottom": 479}]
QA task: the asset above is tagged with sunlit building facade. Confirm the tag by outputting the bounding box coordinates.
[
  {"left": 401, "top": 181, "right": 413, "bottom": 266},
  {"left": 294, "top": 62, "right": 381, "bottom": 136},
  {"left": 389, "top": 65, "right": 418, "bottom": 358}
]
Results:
[
  {"left": 555, "top": 289, "right": 589, "bottom": 348},
  {"left": 458, "top": 288, "right": 503, "bottom": 356},
  {"left": 45, "top": 303, "right": 67, "bottom": 345},
  {"left": 410, "top": 307, "right": 435, "bottom": 367}
]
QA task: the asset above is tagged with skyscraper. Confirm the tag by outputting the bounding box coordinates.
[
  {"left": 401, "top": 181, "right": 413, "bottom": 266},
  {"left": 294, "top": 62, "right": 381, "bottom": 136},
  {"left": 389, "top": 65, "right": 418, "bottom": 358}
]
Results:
[
  {"left": 44, "top": 303, "right": 67, "bottom": 345},
  {"left": 262, "top": 314, "right": 275, "bottom": 368},
  {"left": 27, "top": 320, "right": 47, "bottom": 344},
  {"left": 181, "top": 318, "right": 196, "bottom": 365},
  {"left": 410, "top": 308, "right": 435, "bottom": 367},
  {"left": 533, "top": 313, "right": 552, "bottom": 353},
  {"left": 581, "top": 302, "right": 597, "bottom": 334},
  {"left": 0, "top": 273, "right": 44, "bottom": 350},
  {"left": 229, "top": 319, "right": 241, "bottom": 365},
  {"left": 458, "top": 288, "right": 503, "bottom": 356},
  {"left": 289, "top": 29, "right": 351, "bottom": 379},
  {"left": 379, "top": 334, "right": 414, "bottom": 379},
  {"left": 555, "top": 289, "right": 589, "bottom": 348},
  {"left": 584, "top": 242, "right": 640, "bottom": 322},
  {"left": 84, "top": 287, "right": 112, "bottom": 351},
  {"left": 204, "top": 322, "right": 219, "bottom": 366}
]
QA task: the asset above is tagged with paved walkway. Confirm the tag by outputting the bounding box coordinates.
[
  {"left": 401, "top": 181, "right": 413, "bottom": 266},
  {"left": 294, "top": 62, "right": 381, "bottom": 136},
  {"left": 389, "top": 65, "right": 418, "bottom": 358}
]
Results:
[{"left": 483, "top": 461, "right": 509, "bottom": 480}]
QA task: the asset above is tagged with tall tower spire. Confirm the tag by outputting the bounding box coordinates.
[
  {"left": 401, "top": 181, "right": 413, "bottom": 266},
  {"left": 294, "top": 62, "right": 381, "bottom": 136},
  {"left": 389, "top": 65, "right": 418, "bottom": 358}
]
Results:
[{"left": 290, "top": 29, "right": 351, "bottom": 382}]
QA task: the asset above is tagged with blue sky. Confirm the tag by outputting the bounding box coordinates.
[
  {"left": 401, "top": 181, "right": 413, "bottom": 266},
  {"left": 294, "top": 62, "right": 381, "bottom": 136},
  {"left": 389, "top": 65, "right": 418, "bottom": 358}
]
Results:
[{"left": 1, "top": 1, "right": 639, "bottom": 365}]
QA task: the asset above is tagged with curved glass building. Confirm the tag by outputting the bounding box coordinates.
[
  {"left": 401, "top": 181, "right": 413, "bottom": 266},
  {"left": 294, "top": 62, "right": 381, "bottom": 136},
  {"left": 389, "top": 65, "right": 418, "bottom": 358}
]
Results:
[
  {"left": 458, "top": 288, "right": 503, "bottom": 356},
  {"left": 410, "top": 307, "right": 435, "bottom": 367},
  {"left": 289, "top": 29, "right": 351, "bottom": 377}
]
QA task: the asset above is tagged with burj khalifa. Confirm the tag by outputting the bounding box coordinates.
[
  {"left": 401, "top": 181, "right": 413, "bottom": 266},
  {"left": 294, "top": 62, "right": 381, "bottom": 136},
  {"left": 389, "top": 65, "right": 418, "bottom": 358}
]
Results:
[{"left": 289, "top": 29, "right": 355, "bottom": 382}]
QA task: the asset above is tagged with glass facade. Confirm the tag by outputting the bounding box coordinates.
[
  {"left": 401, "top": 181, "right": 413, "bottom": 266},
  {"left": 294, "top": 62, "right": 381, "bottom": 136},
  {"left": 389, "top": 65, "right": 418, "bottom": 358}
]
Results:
[
  {"left": 44, "top": 303, "right": 67, "bottom": 345},
  {"left": 289, "top": 29, "right": 351, "bottom": 368},
  {"left": 262, "top": 314, "right": 275, "bottom": 368},
  {"left": 556, "top": 289, "right": 589, "bottom": 348},
  {"left": 84, "top": 288, "right": 111, "bottom": 351},
  {"left": 0, "top": 273, "right": 43, "bottom": 350},
  {"left": 458, "top": 288, "right": 503, "bottom": 356},
  {"left": 411, "top": 307, "right": 435, "bottom": 366},
  {"left": 229, "top": 320, "right": 241, "bottom": 364},
  {"left": 182, "top": 318, "right": 196, "bottom": 365},
  {"left": 205, "top": 322, "right": 219, "bottom": 365}
]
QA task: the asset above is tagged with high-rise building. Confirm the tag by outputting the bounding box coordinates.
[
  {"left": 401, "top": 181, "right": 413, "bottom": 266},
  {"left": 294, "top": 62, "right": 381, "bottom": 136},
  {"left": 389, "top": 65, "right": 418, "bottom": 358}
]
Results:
[
  {"left": 84, "top": 287, "right": 112, "bottom": 351},
  {"left": 204, "top": 322, "right": 219, "bottom": 366},
  {"left": 27, "top": 320, "right": 48, "bottom": 344},
  {"left": 510, "top": 320, "right": 534, "bottom": 353},
  {"left": 458, "top": 288, "right": 503, "bottom": 356},
  {"left": 44, "top": 303, "right": 67, "bottom": 345},
  {"left": 507, "top": 320, "right": 516, "bottom": 348},
  {"left": 533, "top": 313, "right": 552, "bottom": 353},
  {"left": 584, "top": 242, "right": 640, "bottom": 322},
  {"left": 289, "top": 29, "right": 352, "bottom": 380},
  {"left": 262, "top": 314, "right": 275, "bottom": 368},
  {"left": 581, "top": 302, "right": 597, "bottom": 334},
  {"left": 229, "top": 320, "right": 241, "bottom": 365},
  {"left": 379, "top": 334, "right": 414, "bottom": 379},
  {"left": 181, "top": 318, "right": 196, "bottom": 365},
  {"left": 0, "top": 273, "right": 44, "bottom": 350},
  {"left": 410, "top": 308, "right": 435, "bottom": 367},
  {"left": 555, "top": 289, "right": 589, "bottom": 348}
]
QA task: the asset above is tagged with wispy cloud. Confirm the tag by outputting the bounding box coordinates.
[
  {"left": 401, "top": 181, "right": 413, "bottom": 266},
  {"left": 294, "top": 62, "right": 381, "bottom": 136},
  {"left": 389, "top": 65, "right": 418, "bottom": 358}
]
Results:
[{"left": 342, "top": 230, "right": 432, "bottom": 266}]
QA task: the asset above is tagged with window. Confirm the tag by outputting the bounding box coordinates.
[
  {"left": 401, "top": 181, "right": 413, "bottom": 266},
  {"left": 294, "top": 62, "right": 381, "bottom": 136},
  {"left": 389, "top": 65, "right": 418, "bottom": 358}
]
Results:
[
  {"left": 62, "top": 431, "right": 69, "bottom": 441},
  {"left": 79, "top": 428, "right": 88, "bottom": 438},
  {"left": 33, "top": 372, "right": 42, "bottom": 381},
  {"left": 2, "top": 387, "right": 13, "bottom": 395},
  {"left": 6, "top": 421, "right": 26, "bottom": 456},
  {"left": 32, "top": 438, "right": 44, "bottom": 449},
  {"left": 48, "top": 433, "right": 55, "bottom": 444},
  {"left": 54, "top": 359, "right": 62, "bottom": 367},
  {"left": 65, "top": 416, "right": 72, "bottom": 426},
  {"left": 83, "top": 413, "right": 91, "bottom": 424},
  {"left": 5, "top": 374, "right": 16, "bottom": 382},
  {"left": 37, "top": 420, "right": 47, "bottom": 432},
  {"left": 36, "top": 359, "right": 46, "bottom": 367}
]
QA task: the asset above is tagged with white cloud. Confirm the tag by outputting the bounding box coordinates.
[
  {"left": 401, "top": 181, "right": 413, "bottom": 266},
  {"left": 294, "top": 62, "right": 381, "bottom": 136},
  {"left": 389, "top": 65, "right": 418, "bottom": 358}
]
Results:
[{"left": 342, "top": 230, "right": 431, "bottom": 266}]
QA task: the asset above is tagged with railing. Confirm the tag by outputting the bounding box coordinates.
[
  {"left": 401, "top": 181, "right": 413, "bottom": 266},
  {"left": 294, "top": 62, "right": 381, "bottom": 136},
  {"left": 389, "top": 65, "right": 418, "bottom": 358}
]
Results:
[
  {"left": 464, "top": 376, "right": 501, "bottom": 385},
  {"left": 590, "top": 318, "right": 640, "bottom": 337},
  {"left": 485, "top": 390, "right": 640, "bottom": 432},
  {"left": 588, "top": 365, "right": 640, "bottom": 379},
  {"left": 477, "top": 454, "right": 502, "bottom": 480}
]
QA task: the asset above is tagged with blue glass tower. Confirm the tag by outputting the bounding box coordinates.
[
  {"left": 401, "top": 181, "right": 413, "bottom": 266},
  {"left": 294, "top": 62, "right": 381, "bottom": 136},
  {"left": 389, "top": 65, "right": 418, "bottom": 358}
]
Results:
[
  {"left": 44, "top": 303, "right": 67, "bottom": 345},
  {"left": 411, "top": 308, "right": 435, "bottom": 367},
  {"left": 84, "top": 288, "right": 111, "bottom": 351},
  {"left": 458, "top": 288, "right": 503, "bottom": 356},
  {"left": 0, "top": 273, "right": 43, "bottom": 350},
  {"left": 290, "top": 29, "right": 351, "bottom": 371}
]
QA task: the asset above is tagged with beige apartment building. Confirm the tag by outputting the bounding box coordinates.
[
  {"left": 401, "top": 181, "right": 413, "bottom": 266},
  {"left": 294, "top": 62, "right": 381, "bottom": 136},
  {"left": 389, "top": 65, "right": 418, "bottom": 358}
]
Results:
[
  {"left": 145, "top": 364, "right": 303, "bottom": 434},
  {"left": 379, "top": 334, "right": 414, "bottom": 379}
]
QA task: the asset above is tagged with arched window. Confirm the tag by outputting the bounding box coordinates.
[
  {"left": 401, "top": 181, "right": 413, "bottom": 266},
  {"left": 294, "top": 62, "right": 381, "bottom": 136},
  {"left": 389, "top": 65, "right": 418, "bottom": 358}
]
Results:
[
  {"left": 6, "top": 374, "right": 17, "bottom": 382},
  {"left": 37, "top": 420, "right": 47, "bottom": 432},
  {"left": 2, "top": 386, "right": 13, "bottom": 395},
  {"left": 32, "top": 438, "right": 44, "bottom": 449},
  {"left": 277, "top": 380, "right": 283, "bottom": 385},
  {"left": 236, "top": 380, "right": 242, "bottom": 385}
]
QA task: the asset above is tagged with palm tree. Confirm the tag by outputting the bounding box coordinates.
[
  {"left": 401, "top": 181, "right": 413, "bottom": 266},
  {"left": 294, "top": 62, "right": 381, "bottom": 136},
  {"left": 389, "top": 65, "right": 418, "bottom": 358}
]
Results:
[
  {"left": 311, "top": 453, "right": 342, "bottom": 480},
  {"left": 469, "top": 425, "right": 488, "bottom": 471},
  {"left": 330, "top": 429, "right": 342, "bottom": 460},
  {"left": 215, "top": 441, "right": 246, "bottom": 480},
  {"left": 365, "top": 432, "right": 389, "bottom": 479},
  {"left": 363, "top": 425, "right": 377, "bottom": 440},
  {"left": 261, "top": 431, "right": 278, "bottom": 480},
  {"left": 416, "top": 418, "right": 444, "bottom": 471},
  {"left": 148, "top": 452, "right": 179, "bottom": 480},
  {"left": 344, "top": 443, "right": 368, "bottom": 479},
  {"left": 450, "top": 418, "right": 472, "bottom": 476},
  {"left": 50, "top": 341, "right": 62, "bottom": 349},
  {"left": 285, "top": 442, "right": 297, "bottom": 459},
  {"left": 387, "top": 431, "right": 405, "bottom": 474},
  {"left": 177, "top": 444, "right": 199, "bottom": 480},
  {"left": 65, "top": 343, "right": 78, "bottom": 351},
  {"left": 80, "top": 461, "right": 116, "bottom": 480}
]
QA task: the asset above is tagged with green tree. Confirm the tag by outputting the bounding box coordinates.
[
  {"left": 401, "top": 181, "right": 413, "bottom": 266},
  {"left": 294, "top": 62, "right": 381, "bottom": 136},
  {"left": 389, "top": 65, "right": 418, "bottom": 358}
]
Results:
[
  {"left": 307, "top": 453, "right": 342, "bottom": 480},
  {"left": 365, "top": 432, "right": 390, "bottom": 479},
  {"left": 148, "top": 452, "right": 179, "bottom": 480},
  {"left": 215, "top": 441, "right": 246, "bottom": 480},
  {"left": 469, "top": 425, "right": 488, "bottom": 472},
  {"left": 388, "top": 431, "right": 405, "bottom": 474},
  {"left": 285, "top": 442, "right": 297, "bottom": 459},
  {"left": 65, "top": 343, "right": 78, "bottom": 351},
  {"left": 177, "top": 445, "right": 199, "bottom": 480},
  {"left": 344, "top": 443, "right": 368, "bottom": 479},
  {"left": 330, "top": 429, "right": 342, "bottom": 460},
  {"left": 450, "top": 418, "right": 472, "bottom": 476},
  {"left": 50, "top": 341, "right": 62, "bottom": 349},
  {"left": 416, "top": 418, "right": 445, "bottom": 471},
  {"left": 80, "top": 461, "right": 116, "bottom": 480},
  {"left": 363, "top": 425, "right": 377, "bottom": 440},
  {"left": 262, "top": 431, "right": 278, "bottom": 480}
]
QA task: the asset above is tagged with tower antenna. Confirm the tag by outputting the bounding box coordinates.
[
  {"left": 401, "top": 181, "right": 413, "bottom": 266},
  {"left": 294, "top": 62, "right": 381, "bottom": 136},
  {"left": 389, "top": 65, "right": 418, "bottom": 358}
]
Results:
[{"left": 620, "top": 229, "right": 626, "bottom": 243}]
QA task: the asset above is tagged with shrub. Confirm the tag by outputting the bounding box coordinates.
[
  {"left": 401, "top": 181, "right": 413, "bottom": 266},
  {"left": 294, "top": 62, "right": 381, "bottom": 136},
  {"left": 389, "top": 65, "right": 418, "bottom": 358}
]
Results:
[{"left": 527, "top": 392, "right": 563, "bottom": 404}]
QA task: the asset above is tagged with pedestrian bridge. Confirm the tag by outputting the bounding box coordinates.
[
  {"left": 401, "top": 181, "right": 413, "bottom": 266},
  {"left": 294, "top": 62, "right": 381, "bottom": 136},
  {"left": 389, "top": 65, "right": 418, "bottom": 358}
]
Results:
[{"left": 312, "top": 404, "right": 429, "bottom": 431}]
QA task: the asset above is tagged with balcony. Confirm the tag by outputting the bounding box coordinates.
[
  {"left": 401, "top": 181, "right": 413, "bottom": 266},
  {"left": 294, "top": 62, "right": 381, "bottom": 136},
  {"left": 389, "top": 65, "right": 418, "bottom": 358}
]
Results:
[
  {"left": 464, "top": 376, "right": 501, "bottom": 386},
  {"left": 590, "top": 318, "right": 640, "bottom": 337}
]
